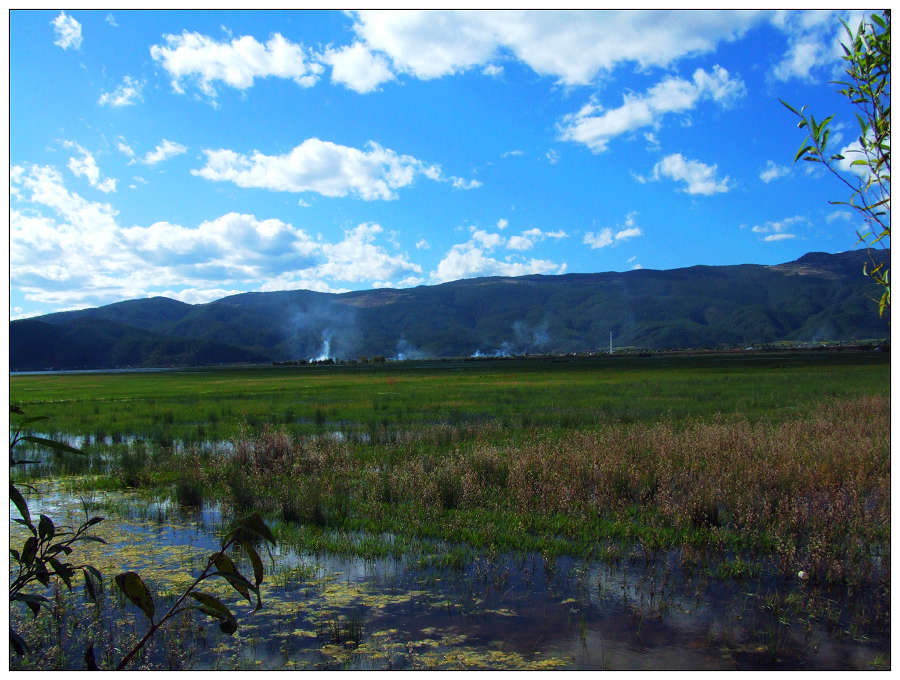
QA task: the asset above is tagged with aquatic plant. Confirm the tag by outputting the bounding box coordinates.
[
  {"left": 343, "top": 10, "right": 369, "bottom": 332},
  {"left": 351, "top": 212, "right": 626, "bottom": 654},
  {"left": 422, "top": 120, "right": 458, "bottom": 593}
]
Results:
[
  {"left": 112, "top": 512, "right": 276, "bottom": 670},
  {"left": 9, "top": 405, "right": 105, "bottom": 657}
]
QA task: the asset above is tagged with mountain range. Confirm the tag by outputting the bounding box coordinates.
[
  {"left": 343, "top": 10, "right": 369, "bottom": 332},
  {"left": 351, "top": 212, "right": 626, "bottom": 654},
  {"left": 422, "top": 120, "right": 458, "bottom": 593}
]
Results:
[{"left": 10, "top": 248, "right": 890, "bottom": 371}]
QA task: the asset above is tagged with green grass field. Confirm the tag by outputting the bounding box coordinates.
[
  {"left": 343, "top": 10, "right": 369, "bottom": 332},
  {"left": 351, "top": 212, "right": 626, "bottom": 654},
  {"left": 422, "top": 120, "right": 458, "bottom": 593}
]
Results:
[{"left": 10, "top": 351, "right": 890, "bottom": 443}]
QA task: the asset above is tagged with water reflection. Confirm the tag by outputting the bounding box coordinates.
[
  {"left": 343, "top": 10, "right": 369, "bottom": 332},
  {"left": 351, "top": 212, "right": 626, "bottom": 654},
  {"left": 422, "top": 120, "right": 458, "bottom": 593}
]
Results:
[{"left": 9, "top": 482, "right": 890, "bottom": 670}]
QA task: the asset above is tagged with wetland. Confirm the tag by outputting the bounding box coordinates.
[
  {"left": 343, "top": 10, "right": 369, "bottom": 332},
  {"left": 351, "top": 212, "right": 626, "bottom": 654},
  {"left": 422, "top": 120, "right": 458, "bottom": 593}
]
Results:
[{"left": 9, "top": 352, "right": 891, "bottom": 669}]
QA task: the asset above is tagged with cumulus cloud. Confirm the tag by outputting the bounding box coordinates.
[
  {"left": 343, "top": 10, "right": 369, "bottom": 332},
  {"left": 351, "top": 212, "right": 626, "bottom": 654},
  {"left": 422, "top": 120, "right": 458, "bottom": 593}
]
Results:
[
  {"left": 751, "top": 215, "right": 806, "bottom": 242},
  {"left": 482, "top": 64, "right": 503, "bottom": 77},
  {"left": 430, "top": 224, "right": 566, "bottom": 282},
  {"left": 10, "top": 163, "right": 427, "bottom": 308},
  {"left": 193, "top": 138, "right": 476, "bottom": 201},
  {"left": 507, "top": 227, "right": 567, "bottom": 251},
  {"left": 350, "top": 10, "right": 762, "bottom": 86},
  {"left": 770, "top": 9, "right": 868, "bottom": 82},
  {"left": 431, "top": 244, "right": 563, "bottom": 283},
  {"left": 64, "top": 142, "right": 116, "bottom": 193},
  {"left": 51, "top": 12, "right": 82, "bottom": 50},
  {"left": 646, "top": 153, "right": 732, "bottom": 195},
  {"left": 451, "top": 176, "right": 483, "bottom": 190},
  {"left": 317, "top": 223, "right": 422, "bottom": 283},
  {"left": 99, "top": 76, "right": 144, "bottom": 107},
  {"left": 760, "top": 160, "right": 791, "bottom": 183},
  {"left": 322, "top": 42, "right": 394, "bottom": 93},
  {"left": 143, "top": 140, "right": 188, "bottom": 165},
  {"left": 150, "top": 30, "right": 323, "bottom": 99},
  {"left": 559, "top": 65, "right": 745, "bottom": 153},
  {"left": 583, "top": 212, "right": 643, "bottom": 249}
]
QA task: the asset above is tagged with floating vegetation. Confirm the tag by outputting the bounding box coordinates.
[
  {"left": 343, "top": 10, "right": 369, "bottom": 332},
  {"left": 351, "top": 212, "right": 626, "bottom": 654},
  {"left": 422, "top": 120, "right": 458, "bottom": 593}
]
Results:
[{"left": 9, "top": 479, "right": 890, "bottom": 670}]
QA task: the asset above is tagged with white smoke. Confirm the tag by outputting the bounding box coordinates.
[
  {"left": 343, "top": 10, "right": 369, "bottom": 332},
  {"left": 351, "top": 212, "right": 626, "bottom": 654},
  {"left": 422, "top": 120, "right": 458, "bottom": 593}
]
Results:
[{"left": 313, "top": 329, "right": 333, "bottom": 361}]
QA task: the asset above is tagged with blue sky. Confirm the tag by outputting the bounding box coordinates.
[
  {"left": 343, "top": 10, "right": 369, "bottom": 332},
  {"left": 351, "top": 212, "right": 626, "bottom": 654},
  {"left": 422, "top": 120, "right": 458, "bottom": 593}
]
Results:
[{"left": 9, "top": 9, "right": 878, "bottom": 318}]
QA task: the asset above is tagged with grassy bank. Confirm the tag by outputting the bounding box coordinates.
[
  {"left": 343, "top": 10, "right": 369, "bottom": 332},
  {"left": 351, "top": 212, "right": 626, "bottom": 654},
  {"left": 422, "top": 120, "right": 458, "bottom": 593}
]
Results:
[{"left": 11, "top": 352, "right": 890, "bottom": 591}]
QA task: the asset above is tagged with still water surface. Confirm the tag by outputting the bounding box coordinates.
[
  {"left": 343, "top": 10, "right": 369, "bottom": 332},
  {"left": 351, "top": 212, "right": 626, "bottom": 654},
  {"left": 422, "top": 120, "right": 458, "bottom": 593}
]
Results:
[{"left": 9, "top": 481, "right": 889, "bottom": 670}]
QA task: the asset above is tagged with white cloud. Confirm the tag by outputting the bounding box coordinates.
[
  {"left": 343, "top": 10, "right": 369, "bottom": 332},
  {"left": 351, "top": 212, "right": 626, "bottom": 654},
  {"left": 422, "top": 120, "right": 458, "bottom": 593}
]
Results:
[
  {"left": 99, "top": 76, "right": 144, "bottom": 107},
  {"left": 501, "top": 150, "right": 524, "bottom": 158},
  {"left": 143, "top": 140, "right": 188, "bottom": 165},
  {"left": 584, "top": 229, "right": 614, "bottom": 249},
  {"left": 415, "top": 238, "right": 430, "bottom": 250},
  {"left": 451, "top": 176, "right": 483, "bottom": 190},
  {"left": 64, "top": 142, "right": 116, "bottom": 193},
  {"left": 649, "top": 153, "right": 731, "bottom": 195},
  {"left": 431, "top": 244, "right": 563, "bottom": 283},
  {"left": 584, "top": 212, "right": 643, "bottom": 249},
  {"left": 430, "top": 223, "right": 566, "bottom": 282},
  {"left": 760, "top": 160, "right": 791, "bottom": 183},
  {"left": 546, "top": 149, "right": 560, "bottom": 164},
  {"left": 51, "top": 12, "right": 82, "bottom": 50},
  {"left": 559, "top": 65, "right": 745, "bottom": 153},
  {"left": 117, "top": 139, "right": 136, "bottom": 159},
  {"left": 193, "top": 138, "right": 474, "bottom": 201},
  {"left": 770, "top": 10, "right": 868, "bottom": 82},
  {"left": 826, "top": 210, "right": 852, "bottom": 223},
  {"left": 10, "top": 163, "right": 428, "bottom": 308},
  {"left": 323, "top": 42, "right": 394, "bottom": 93},
  {"left": 482, "top": 64, "right": 503, "bottom": 77},
  {"left": 615, "top": 227, "right": 642, "bottom": 241},
  {"left": 835, "top": 138, "right": 876, "bottom": 178},
  {"left": 507, "top": 227, "right": 568, "bottom": 251},
  {"left": 150, "top": 31, "right": 323, "bottom": 99},
  {"left": 497, "top": 218, "right": 508, "bottom": 230},
  {"left": 751, "top": 215, "right": 806, "bottom": 242},
  {"left": 317, "top": 223, "right": 422, "bottom": 283},
  {"left": 632, "top": 263, "right": 644, "bottom": 270},
  {"left": 350, "top": 10, "right": 762, "bottom": 86},
  {"left": 106, "top": 14, "right": 118, "bottom": 27}
]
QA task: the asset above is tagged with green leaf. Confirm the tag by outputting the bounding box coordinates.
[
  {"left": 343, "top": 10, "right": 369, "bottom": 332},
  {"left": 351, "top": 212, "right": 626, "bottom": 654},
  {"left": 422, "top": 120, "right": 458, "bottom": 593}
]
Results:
[
  {"left": 212, "top": 553, "right": 237, "bottom": 575},
  {"left": 21, "top": 536, "right": 38, "bottom": 567},
  {"left": 48, "top": 557, "right": 74, "bottom": 589},
  {"left": 38, "top": 514, "right": 55, "bottom": 542},
  {"left": 190, "top": 592, "right": 238, "bottom": 635},
  {"left": 209, "top": 570, "right": 255, "bottom": 606},
  {"left": 10, "top": 483, "right": 32, "bottom": 527},
  {"left": 82, "top": 568, "right": 99, "bottom": 603},
  {"left": 115, "top": 572, "right": 155, "bottom": 622},
  {"left": 794, "top": 144, "right": 813, "bottom": 163},
  {"left": 21, "top": 436, "right": 83, "bottom": 456},
  {"left": 75, "top": 535, "right": 108, "bottom": 545},
  {"left": 241, "top": 540, "right": 264, "bottom": 587},
  {"left": 35, "top": 562, "right": 50, "bottom": 587},
  {"left": 227, "top": 513, "right": 276, "bottom": 546},
  {"left": 12, "top": 592, "right": 48, "bottom": 618},
  {"left": 779, "top": 99, "right": 802, "bottom": 116}
]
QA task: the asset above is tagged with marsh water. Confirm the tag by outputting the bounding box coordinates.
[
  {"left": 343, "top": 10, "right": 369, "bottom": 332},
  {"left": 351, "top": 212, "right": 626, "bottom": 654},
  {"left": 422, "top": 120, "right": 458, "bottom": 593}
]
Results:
[{"left": 10, "top": 480, "right": 890, "bottom": 670}]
